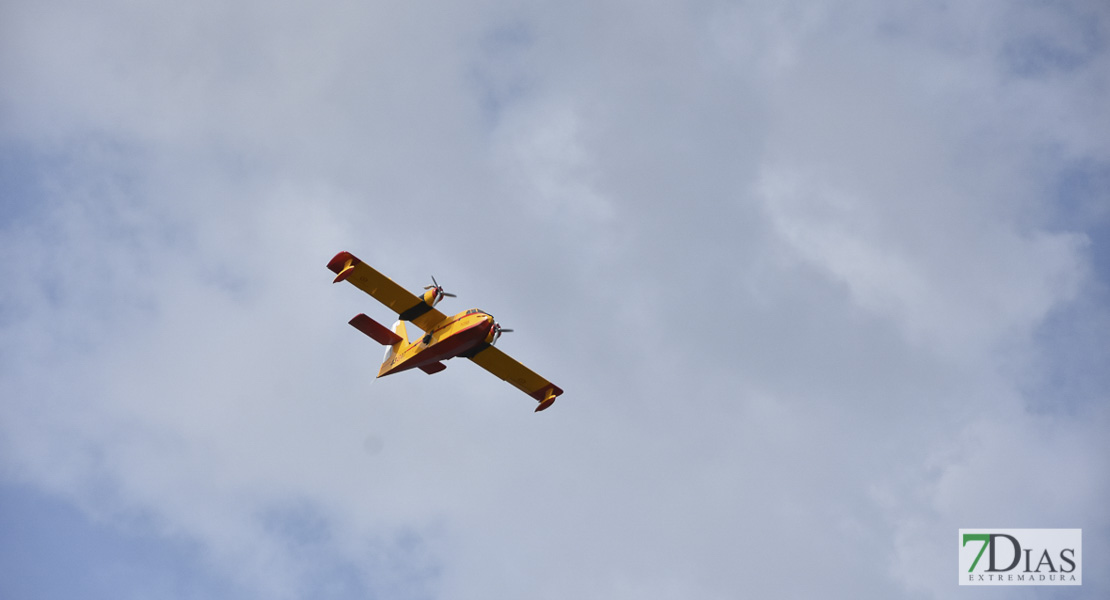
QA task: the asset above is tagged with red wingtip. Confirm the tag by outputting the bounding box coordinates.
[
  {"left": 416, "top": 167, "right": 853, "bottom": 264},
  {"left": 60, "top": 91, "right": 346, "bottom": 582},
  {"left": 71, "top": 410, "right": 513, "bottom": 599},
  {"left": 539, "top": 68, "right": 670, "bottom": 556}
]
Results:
[
  {"left": 535, "top": 396, "right": 556, "bottom": 412},
  {"left": 326, "top": 251, "right": 358, "bottom": 274}
]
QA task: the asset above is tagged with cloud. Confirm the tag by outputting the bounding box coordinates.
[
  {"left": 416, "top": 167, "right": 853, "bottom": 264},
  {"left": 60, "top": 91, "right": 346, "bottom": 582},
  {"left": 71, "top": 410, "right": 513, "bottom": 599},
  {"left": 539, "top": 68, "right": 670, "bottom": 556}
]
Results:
[
  {"left": 758, "top": 165, "right": 1088, "bottom": 361},
  {"left": 2, "top": 1, "right": 1108, "bottom": 599}
]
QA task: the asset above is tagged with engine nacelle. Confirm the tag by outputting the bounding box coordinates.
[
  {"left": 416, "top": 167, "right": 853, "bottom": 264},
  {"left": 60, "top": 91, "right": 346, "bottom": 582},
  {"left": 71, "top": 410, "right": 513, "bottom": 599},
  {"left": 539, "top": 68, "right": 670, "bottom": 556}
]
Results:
[
  {"left": 419, "top": 287, "right": 442, "bottom": 307},
  {"left": 484, "top": 322, "right": 510, "bottom": 345}
]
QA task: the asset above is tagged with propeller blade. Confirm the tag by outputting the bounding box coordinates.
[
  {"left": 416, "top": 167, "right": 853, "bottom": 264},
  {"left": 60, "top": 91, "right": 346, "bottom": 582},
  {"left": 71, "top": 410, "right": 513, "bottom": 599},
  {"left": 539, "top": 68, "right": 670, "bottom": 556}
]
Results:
[
  {"left": 442, "top": 292, "right": 457, "bottom": 297},
  {"left": 499, "top": 328, "right": 514, "bottom": 333}
]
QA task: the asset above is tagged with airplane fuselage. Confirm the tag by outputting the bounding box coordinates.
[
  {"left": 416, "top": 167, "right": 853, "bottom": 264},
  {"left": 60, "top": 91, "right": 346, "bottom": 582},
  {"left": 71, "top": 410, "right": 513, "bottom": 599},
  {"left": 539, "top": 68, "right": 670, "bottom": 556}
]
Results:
[{"left": 377, "top": 309, "right": 496, "bottom": 377}]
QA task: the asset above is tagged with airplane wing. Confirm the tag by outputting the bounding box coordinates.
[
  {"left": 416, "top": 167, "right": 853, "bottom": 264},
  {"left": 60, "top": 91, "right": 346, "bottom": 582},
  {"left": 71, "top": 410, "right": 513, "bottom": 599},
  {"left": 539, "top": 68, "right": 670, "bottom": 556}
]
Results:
[
  {"left": 327, "top": 251, "right": 447, "bottom": 332},
  {"left": 468, "top": 345, "right": 563, "bottom": 411}
]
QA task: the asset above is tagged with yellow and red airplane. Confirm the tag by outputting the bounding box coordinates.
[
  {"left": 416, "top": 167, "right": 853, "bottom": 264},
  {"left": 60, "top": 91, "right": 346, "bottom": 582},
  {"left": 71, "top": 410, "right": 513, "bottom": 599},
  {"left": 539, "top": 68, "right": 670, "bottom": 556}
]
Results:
[{"left": 327, "top": 251, "right": 563, "bottom": 412}]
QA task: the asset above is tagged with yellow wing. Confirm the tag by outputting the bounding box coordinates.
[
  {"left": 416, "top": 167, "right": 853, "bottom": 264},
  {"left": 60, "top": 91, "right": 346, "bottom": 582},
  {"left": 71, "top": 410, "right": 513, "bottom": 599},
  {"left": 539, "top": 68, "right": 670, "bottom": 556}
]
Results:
[
  {"left": 327, "top": 251, "right": 447, "bottom": 332},
  {"left": 468, "top": 345, "right": 563, "bottom": 412}
]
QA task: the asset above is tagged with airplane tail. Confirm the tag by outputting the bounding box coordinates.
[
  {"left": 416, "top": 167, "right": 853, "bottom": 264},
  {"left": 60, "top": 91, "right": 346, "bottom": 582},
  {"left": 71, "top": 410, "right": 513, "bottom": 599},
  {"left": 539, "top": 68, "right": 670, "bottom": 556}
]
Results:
[{"left": 378, "top": 320, "right": 410, "bottom": 377}]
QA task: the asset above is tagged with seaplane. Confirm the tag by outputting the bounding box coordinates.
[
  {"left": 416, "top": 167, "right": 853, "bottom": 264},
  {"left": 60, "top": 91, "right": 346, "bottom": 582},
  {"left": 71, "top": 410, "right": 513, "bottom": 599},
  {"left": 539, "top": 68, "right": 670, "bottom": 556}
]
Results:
[{"left": 327, "top": 251, "right": 563, "bottom": 412}]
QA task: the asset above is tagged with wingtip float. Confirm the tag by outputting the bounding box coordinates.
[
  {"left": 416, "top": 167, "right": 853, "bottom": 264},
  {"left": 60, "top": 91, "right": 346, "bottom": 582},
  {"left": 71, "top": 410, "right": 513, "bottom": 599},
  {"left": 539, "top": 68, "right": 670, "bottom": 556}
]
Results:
[
  {"left": 535, "top": 389, "right": 558, "bottom": 412},
  {"left": 328, "top": 251, "right": 359, "bottom": 284},
  {"left": 328, "top": 251, "right": 563, "bottom": 413}
]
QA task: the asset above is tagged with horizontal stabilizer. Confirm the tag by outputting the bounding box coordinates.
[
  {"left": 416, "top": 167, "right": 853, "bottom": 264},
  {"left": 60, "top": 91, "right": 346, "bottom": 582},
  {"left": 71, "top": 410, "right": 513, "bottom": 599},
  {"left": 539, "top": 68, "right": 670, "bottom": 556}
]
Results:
[
  {"left": 418, "top": 361, "right": 447, "bottom": 375},
  {"left": 349, "top": 314, "right": 403, "bottom": 345}
]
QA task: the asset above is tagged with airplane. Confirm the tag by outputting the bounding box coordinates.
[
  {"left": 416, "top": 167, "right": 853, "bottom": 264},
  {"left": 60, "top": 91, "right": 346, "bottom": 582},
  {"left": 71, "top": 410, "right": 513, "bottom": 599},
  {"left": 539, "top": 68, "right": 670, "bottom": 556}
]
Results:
[{"left": 327, "top": 251, "right": 563, "bottom": 412}]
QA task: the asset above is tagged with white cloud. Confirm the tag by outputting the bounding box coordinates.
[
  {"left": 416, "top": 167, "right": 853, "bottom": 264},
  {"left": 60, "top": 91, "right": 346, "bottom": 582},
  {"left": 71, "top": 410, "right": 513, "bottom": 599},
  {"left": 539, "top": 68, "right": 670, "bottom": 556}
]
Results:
[{"left": 758, "top": 166, "right": 1088, "bottom": 361}]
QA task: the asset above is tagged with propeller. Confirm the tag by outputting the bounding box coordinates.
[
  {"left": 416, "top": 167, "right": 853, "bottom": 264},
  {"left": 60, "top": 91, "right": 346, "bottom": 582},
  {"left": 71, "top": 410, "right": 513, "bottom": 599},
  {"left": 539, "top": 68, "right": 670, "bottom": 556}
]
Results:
[
  {"left": 423, "top": 275, "right": 456, "bottom": 305},
  {"left": 491, "top": 322, "right": 513, "bottom": 345}
]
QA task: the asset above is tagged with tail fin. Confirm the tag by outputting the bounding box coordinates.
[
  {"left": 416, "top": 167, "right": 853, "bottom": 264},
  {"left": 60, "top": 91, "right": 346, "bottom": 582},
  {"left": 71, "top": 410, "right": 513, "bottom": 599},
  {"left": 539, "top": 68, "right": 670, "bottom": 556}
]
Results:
[{"left": 378, "top": 321, "right": 410, "bottom": 377}]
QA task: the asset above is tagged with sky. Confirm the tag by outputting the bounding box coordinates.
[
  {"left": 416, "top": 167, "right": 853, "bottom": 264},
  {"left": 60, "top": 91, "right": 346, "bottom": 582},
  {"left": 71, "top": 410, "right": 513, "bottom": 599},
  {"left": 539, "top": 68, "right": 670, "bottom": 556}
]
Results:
[{"left": 1, "top": 1, "right": 1108, "bottom": 598}]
